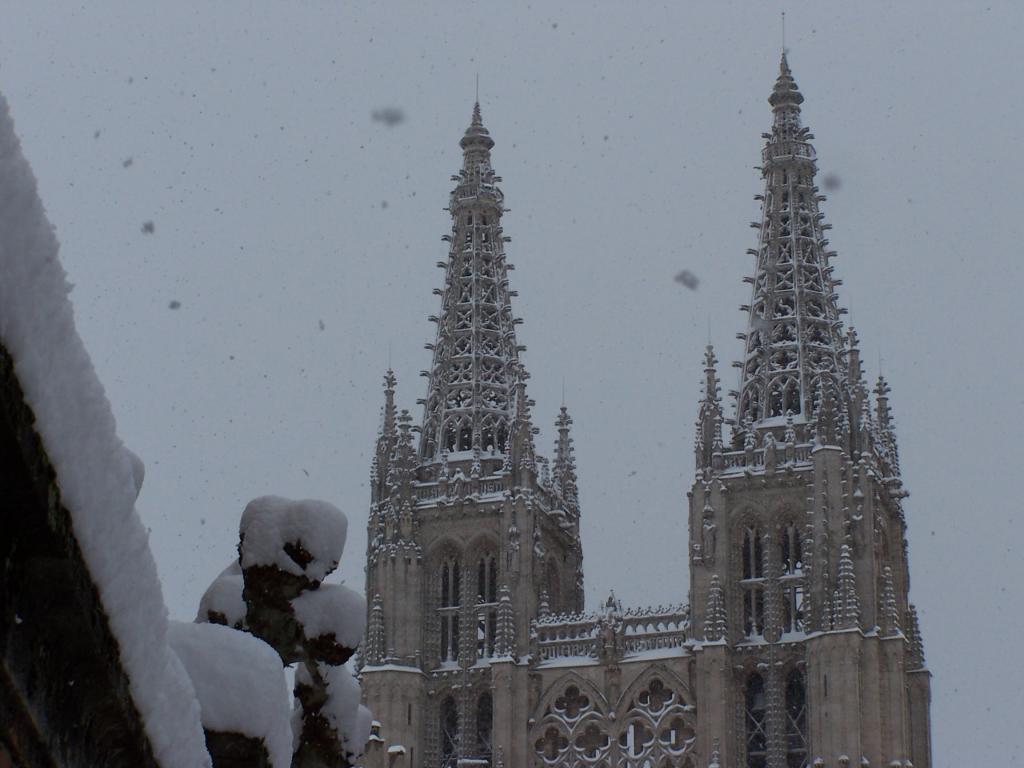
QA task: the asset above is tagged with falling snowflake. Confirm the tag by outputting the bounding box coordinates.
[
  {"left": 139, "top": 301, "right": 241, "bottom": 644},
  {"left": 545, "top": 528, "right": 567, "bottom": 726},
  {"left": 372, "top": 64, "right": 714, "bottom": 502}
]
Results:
[
  {"left": 674, "top": 270, "right": 699, "bottom": 290},
  {"left": 141, "top": 221, "right": 155, "bottom": 234},
  {"left": 822, "top": 173, "right": 841, "bottom": 191},
  {"left": 371, "top": 107, "right": 405, "bottom": 127},
  {"left": 168, "top": 300, "right": 181, "bottom": 310}
]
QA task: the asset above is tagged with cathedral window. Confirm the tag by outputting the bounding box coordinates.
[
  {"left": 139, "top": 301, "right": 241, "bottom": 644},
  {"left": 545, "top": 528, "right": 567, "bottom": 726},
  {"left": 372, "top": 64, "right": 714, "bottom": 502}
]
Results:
[
  {"left": 443, "top": 424, "right": 457, "bottom": 453},
  {"left": 475, "top": 692, "right": 493, "bottom": 758},
  {"left": 741, "top": 527, "right": 766, "bottom": 637},
  {"left": 745, "top": 673, "right": 768, "bottom": 768},
  {"left": 780, "top": 524, "right": 803, "bottom": 574},
  {"left": 785, "top": 669, "right": 809, "bottom": 768},
  {"left": 439, "top": 558, "right": 461, "bottom": 662},
  {"left": 440, "top": 696, "right": 459, "bottom": 767},
  {"left": 742, "top": 527, "right": 764, "bottom": 579},
  {"left": 476, "top": 553, "right": 498, "bottom": 658},
  {"left": 459, "top": 423, "right": 473, "bottom": 452}
]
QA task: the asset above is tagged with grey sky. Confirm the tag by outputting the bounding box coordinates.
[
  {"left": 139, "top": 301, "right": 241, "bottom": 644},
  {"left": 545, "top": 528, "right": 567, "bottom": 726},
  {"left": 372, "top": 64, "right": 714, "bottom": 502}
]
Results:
[{"left": 2, "top": 1, "right": 1021, "bottom": 764}]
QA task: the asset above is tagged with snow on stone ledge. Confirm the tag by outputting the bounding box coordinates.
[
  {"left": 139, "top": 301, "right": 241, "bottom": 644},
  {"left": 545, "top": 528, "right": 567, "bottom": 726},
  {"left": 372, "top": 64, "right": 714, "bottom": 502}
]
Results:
[
  {"left": 0, "top": 92, "right": 210, "bottom": 767},
  {"left": 239, "top": 495, "right": 348, "bottom": 583},
  {"left": 168, "top": 622, "right": 292, "bottom": 768},
  {"left": 291, "top": 582, "right": 366, "bottom": 648}
]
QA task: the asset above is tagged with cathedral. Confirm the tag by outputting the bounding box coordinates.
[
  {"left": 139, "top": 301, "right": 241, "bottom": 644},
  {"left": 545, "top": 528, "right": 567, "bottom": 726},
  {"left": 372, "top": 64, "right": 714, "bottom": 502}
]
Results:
[{"left": 359, "top": 55, "right": 932, "bottom": 768}]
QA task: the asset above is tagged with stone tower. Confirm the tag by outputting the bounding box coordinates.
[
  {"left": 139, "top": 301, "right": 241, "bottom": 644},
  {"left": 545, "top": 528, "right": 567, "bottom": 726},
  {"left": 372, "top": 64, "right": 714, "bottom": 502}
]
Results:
[
  {"left": 687, "top": 54, "right": 932, "bottom": 767},
  {"left": 361, "top": 55, "right": 932, "bottom": 768},
  {"left": 360, "top": 103, "right": 584, "bottom": 768}
]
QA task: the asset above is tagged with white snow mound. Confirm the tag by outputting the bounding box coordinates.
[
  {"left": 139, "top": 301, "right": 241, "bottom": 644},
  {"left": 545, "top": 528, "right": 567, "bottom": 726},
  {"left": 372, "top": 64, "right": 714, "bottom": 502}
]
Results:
[
  {"left": 239, "top": 496, "right": 348, "bottom": 583},
  {"left": 197, "top": 561, "right": 247, "bottom": 628},
  {"left": 0, "top": 91, "right": 210, "bottom": 768},
  {"left": 169, "top": 621, "right": 292, "bottom": 768},
  {"left": 291, "top": 582, "right": 366, "bottom": 648}
]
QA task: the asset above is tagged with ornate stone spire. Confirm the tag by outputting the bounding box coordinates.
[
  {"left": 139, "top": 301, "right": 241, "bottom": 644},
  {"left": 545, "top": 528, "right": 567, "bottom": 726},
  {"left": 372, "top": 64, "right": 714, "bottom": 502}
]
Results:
[
  {"left": 552, "top": 406, "right": 579, "bottom": 515},
  {"left": 880, "top": 565, "right": 901, "bottom": 637},
  {"left": 874, "top": 374, "right": 901, "bottom": 476},
  {"left": 494, "top": 585, "right": 516, "bottom": 657},
  {"left": 696, "top": 345, "right": 723, "bottom": 468},
  {"left": 703, "top": 574, "right": 728, "bottom": 642},
  {"left": 735, "top": 53, "right": 849, "bottom": 440},
  {"left": 371, "top": 369, "right": 398, "bottom": 503},
  {"left": 366, "top": 594, "right": 385, "bottom": 665},
  {"left": 906, "top": 603, "right": 926, "bottom": 669},
  {"left": 832, "top": 543, "right": 860, "bottom": 629},
  {"left": 418, "top": 102, "right": 528, "bottom": 464}
]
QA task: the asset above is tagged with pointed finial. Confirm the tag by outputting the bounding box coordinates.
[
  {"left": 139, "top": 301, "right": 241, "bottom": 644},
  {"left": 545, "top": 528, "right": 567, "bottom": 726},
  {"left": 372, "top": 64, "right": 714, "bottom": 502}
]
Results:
[
  {"left": 781, "top": 11, "right": 786, "bottom": 54},
  {"left": 476, "top": 72, "right": 480, "bottom": 103},
  {"left": 461, "top": 99, "right": 493, "bottom": 150},
  {"left": 770, "top": 50, "right": 803, "bottom": 109}
]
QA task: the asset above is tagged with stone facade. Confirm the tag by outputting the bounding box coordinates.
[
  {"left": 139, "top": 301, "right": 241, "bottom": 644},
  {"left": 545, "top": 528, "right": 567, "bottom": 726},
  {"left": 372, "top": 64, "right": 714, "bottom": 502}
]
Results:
[{"left": 360, "top": 56, "right": 932, "bottom": 768}]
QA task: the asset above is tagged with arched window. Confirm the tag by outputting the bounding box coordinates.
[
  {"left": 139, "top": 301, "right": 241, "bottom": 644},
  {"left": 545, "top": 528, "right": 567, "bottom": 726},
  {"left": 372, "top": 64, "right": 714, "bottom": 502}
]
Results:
[
  {"left": 476, "top": 553, "right": 498, "bottom": 658},
  {"left": 742, "top": 527, "right": 764, "bottom": 579},
  {"left": 779, "top": 521, "right": 806, "bottom": 634},
  {"left": 443, "top": 425, "right": 457, "bottom": 453},
  {"left": 785, "top": 669, "right": 809, "bottom": 768},
  {"left": 742, "top": 527, "right": 766, "bottom": 637},
  {"left": 784, "top": 380, "right": 801, "bottom": 415},
  {"left": 745, "top": 673, "right": 768, "bottom": 768},
  {"left": 439, "top": 557, "right": 461, "bottom": 662},
  {"left": 780, "top": 523, "right": 803, "bottom": 574},
  {"left": 458, "top": 423, "right": 473, "bottom": 452},
  {"left": 475, "top": 692, "right": 493, "bottom": 759},
  {"left": 440, "top": 696, "right": 459, "bottom": 767}
]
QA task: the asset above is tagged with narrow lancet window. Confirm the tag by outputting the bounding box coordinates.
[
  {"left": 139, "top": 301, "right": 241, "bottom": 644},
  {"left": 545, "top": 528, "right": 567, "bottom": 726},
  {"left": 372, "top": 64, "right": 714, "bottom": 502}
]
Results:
[
  {"left": 785, "top": 669, "right": 809, "bottom": 768},
  {"left": 745, "top": 673, "right": 768, "bottom": 768}
]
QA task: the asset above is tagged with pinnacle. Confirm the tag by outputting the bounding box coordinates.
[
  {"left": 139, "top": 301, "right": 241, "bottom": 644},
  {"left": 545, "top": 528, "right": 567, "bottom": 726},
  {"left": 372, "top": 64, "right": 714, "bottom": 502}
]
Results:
[
  {"left": 769, "top": 51, "right": 804, "bottom": 109},
  {"left": 460, "top": 100, "right": 494, "bottom": 150}
]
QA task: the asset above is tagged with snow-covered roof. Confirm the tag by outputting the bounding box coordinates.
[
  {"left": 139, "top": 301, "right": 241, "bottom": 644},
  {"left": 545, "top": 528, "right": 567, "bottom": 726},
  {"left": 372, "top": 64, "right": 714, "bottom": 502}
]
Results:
[{"left": 0, "top": 91, "right": 210, "bottom": 767}]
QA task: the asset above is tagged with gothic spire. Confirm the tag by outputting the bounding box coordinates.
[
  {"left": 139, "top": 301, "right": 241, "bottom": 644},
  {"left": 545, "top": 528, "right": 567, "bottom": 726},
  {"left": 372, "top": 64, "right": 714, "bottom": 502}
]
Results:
[
  {"left": 906, "top": 603, "right": 926, "bottom": 669},
  {"left": 703, "top": 574, "right": 728, "bottom": 642},
  {"left": 552, "top": 405, "right": 579, "bottom": 514},
  {"left": 874, "top": 374, "right": 901, "bottom": 476},
  {"left": 372, "top": 369, "right": 399, "bottom": 502},
  {"left": 418, "top": 103, "right": 529, "bottom": 463},
  {"left": 696, "top": 344, "right": 723, "bottom": 468},
  {"left": 735, "top": 54, "right": 849, "bottom": 441},
  {"left": 494, "top": 585, "right": 516, "bottom": 657},
  {"left": 832, "top": 543, "right": 860, "bottom": 630},
  {"left": 880, "top": 565, "right": 901, "bottom": 637},
  {"left": 366, "top": 594, "right": 385, "bottom": 665}
]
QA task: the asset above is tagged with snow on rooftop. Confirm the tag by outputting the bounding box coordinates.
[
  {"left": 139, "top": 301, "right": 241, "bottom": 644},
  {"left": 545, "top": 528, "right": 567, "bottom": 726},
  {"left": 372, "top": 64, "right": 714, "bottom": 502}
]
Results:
[
  {"left": 0, "top": 91, "right": 210, "bottom": 767},
  {"left": 168, "top": 621, "right": 292, "bottom": 768},
  {"left": 239, "top": 495, "right": 348, "bottom": 583}
]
